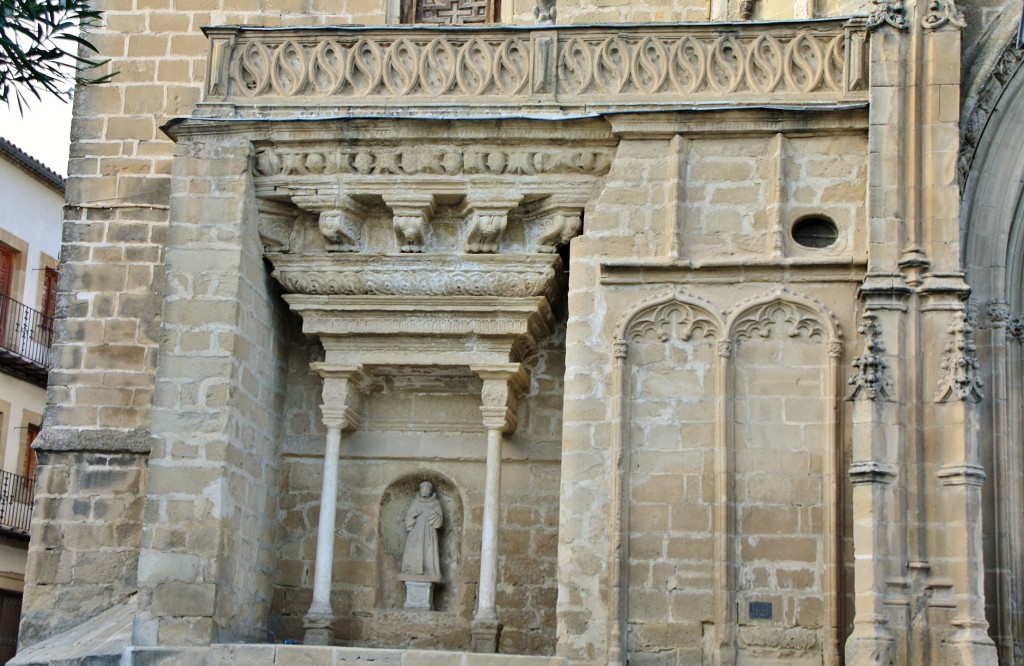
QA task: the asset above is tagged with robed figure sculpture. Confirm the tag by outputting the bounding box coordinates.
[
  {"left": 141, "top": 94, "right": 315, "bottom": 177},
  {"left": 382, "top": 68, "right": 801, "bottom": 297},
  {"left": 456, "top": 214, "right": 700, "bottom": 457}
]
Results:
[{"left": 399, "top": 481, "right": 443, "bottom": 609}]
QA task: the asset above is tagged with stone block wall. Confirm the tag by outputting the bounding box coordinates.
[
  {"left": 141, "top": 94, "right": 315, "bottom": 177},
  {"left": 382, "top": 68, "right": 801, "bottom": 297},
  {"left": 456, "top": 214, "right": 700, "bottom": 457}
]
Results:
[
  {"left": 557, "top": 118, "right": 865, "bottom": 664},
  {"left": 20, "top": 451, "right": 147, "bottom": 646},
  {"left": 132, "top": 136, "right": 288, "bottom": 645}
]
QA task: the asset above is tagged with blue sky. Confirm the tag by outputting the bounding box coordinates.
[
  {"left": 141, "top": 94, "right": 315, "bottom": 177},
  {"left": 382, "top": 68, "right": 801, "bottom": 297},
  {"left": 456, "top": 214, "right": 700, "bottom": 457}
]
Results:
[{"left": 0, "top": 96, "right": 73, "bottom": 177}]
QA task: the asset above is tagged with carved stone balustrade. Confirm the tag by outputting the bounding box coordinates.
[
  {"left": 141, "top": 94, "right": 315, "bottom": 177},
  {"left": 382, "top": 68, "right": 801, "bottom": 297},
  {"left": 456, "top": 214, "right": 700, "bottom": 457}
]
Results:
[{"left": 201, "top": 18, "right": 868, "bottom": 119}]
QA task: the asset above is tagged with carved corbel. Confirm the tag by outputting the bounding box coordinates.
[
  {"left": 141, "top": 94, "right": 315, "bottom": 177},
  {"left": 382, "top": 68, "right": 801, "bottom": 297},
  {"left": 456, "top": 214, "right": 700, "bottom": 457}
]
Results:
[
  {"left": 255, "top": 198, "right": 299, "bottom": 252},
  {"left": 313, "top": 364, "right": 367, "bottom": 431},
  {"left": 472, "top": 364, "right": 528, "bottom": 434},
  {"left": 463, "top": 196, "right": 522, "bottom": 254},
  {"left": 293, "top": 192, "right": 364, "bottom": 252},
  {"left": 531, "top": 195, "right": 587, "bottom": 254},
  {"left": 383, "top": 193, "right": 436, "bottom": 253}
]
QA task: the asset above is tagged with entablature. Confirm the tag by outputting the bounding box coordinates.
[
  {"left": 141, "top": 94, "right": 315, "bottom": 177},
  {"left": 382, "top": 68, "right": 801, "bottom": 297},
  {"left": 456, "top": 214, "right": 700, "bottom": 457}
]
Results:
[{"left": 199, "top": 17, "right": 868, "bottom": 119}]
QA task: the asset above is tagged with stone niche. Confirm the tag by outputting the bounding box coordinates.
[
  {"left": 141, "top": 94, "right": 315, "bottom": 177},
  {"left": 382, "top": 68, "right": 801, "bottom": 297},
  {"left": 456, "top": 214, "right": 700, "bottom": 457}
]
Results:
[{"left": 378, "top": 473, "right": 463, "bottom": 613}]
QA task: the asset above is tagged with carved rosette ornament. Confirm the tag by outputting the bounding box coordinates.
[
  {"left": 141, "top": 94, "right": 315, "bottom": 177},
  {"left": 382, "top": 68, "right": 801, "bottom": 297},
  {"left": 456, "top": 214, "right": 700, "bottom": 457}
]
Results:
[
  {"left": 921, "top": 0, "right": 966, "bottom": 30},
  {"left": 867, "top": 0, "right": 909, "bottom": 31},
  {"left": 847, "top": 313, "right": 890, "bottom": 401},
  {"left": 935, "top": 311, "right": 984, "bottom": 403}
]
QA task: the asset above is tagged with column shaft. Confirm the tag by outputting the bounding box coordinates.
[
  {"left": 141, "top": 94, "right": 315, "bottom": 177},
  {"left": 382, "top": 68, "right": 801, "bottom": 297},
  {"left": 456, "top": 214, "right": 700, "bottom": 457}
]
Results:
[
  {"left": 304, "top": 424, "right": 343, "bottom": 645},
  {"left": 477, "top": 426, "right": 503, "bottom": 621}
]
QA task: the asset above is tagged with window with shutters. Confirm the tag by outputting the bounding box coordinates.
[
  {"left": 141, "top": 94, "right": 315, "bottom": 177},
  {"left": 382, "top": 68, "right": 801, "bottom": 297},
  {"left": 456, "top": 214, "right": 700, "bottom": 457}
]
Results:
[
  {"left": 0, "top": 244, "right": 17, "bottom": 347},
  {"left": 401, "top": 0, "right": 500, "bottom": 24}
]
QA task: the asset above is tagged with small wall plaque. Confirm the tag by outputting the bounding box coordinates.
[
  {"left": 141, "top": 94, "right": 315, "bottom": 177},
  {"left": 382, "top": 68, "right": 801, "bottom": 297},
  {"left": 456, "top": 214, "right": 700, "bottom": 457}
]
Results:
[{"left": 749, "top": 601, "right": 773, "bottom": 620}]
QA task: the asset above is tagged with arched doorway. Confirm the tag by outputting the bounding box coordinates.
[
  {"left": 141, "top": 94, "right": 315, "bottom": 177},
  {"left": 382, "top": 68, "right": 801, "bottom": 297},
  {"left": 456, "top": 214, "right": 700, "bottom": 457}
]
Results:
[{"left": 960, "top": 35, "right": 1024, "bottom": 664}]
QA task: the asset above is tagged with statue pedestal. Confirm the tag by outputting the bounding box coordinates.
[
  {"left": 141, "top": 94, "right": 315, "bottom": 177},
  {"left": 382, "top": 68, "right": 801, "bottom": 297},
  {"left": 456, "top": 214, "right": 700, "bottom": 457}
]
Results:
[{"left": 402, "top": 580, "right": 436, "bottom": 610}]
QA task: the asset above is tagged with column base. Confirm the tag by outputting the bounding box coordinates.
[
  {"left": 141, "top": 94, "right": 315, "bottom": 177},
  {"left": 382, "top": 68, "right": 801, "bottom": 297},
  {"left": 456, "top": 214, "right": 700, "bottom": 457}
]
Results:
[
  {"left": 303, "top": 611, "right": 335, "bottom": 646},
  {"left": 948, "top": 622, "right": 998, "bottom": 666},
  {"left": 845, "top": 620, "right": 895, "bottom": 666},
  {"left": 470, "top": 617, "right": 502, "bottom": 653}
]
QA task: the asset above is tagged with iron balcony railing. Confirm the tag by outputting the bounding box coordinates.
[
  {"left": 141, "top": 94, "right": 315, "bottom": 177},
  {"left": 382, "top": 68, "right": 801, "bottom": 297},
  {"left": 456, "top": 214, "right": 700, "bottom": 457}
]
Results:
[
  {"left": 0, "top": 294, "right": 53, "bottom": 385},
  {"left": 0, "top": 470, "right": 33, "bottom": 535}
]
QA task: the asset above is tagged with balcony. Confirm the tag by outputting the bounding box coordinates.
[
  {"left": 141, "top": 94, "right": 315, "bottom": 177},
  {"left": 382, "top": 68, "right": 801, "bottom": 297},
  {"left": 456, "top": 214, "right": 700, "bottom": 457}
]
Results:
[
  {"left": 197, "top": 17, "right": 869, "bottom": 120},
  {"left": 0, "top": 470, "right": 33, "bottom": 537},
  {"left": 0, "top": 294, "right": 52, "bottom": 387}
]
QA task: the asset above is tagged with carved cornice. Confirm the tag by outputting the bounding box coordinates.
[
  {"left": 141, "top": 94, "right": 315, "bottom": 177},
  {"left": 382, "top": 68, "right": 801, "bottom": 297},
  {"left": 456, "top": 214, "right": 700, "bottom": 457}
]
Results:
[
  {"left": 267, "top": 253, "right": 562, "bottom": 300},
  {"left": 847, "top": 312, "right": 891, "bottom": 401},
  {"left": 935, "top": 311, "right": 984, "bottom": 403},
  {"left": 200, "top": 20, "right": 868, "bottom": 118}
]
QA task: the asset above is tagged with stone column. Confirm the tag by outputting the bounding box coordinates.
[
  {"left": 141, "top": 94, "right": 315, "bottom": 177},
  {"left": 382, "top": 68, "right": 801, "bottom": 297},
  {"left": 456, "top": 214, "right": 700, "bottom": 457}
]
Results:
[
  {"left": 303, "top": 366, "right": 365, "bottom": 646},
  {"left": 470, "top": 364, "right": 526, "bottom": 653},
  {"left": 845, "top": 314, "right": 899, "bottom": 665},
  {"left": 927, "top": 305, "right": 997, "bottom": 665}
]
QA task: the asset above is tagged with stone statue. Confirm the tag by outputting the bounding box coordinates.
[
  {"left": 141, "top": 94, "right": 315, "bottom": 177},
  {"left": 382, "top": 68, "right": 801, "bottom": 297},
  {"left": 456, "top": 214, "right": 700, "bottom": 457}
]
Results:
[{"left": 400, "top": 481, "right": 443, "bottom": 609}]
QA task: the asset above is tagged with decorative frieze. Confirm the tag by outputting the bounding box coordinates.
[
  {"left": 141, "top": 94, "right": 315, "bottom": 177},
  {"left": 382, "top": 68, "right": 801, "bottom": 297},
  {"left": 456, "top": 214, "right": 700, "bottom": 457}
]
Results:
[
  {"left": 935, "top": 311, "right": 984, "bottom": 403},
  {"left": 847, "top": 313, "right": 890, "bottom": 401},
  {"left": 253, "top": 145, "right": 614, "bottom": 178},
  {"left": 202, "top": 21, "right": 868, "bottom": 117}
]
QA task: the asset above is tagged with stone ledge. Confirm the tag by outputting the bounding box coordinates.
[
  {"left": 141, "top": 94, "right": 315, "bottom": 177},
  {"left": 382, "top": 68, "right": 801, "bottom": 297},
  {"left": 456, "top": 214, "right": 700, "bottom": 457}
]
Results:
[{"left": 126, "top": 645, "right": 567, "bottom": 666}]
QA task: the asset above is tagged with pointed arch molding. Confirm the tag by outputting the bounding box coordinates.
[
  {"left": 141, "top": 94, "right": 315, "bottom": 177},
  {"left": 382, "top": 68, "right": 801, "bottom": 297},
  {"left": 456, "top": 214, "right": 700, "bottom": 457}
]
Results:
[{"left": 606, "top": 289, "right": 843, "bottom": 664}]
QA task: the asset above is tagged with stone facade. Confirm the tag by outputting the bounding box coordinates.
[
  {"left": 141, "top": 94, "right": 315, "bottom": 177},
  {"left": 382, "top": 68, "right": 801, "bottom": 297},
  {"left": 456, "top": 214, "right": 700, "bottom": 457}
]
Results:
[{"left": 13, "top": 0, "right": 1024, "bottom": 664}]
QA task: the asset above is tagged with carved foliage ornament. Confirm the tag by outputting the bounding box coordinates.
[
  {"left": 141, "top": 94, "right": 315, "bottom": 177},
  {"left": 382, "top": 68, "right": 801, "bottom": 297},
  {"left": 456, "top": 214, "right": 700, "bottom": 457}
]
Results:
[
  {"left": 935, "top": 311, "right": 984, "bottom": 403},
  {"left": 867, "top": 0, "right": 909, "bottom": 31},
  {"left": 921, "top": 0, "right": 966, "bottom": 30},
  {"left": 847, "top": 313, "right": 891, "bottom": 401}
]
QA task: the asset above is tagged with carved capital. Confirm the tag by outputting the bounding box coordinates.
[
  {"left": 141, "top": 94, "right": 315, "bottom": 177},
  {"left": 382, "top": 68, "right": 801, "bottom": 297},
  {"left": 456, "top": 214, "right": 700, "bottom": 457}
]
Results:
[
  {"left": 921, "top": 0, "right": 966, "bottom": 30},
  {"left": 292, "top": 192, "right": 364, "bottom": 252},
  {"left": 383, "top": 193, "right": 436, "bottom": 253},
  {"left": 255, "top": 198, "right": 298, "bottom": 252},
  {"left": 847, "top": 313, "right": 891, "bottom": 402},
  {"left": 981, "top": 299, "right": 1010, "bottom": 329},
  {"left": 531, "top": 194, "right": 588, "bottom": 254},
  {"left": 463, "top": 196, "right": 522, "bottom": 254},
  {"left": 313, "top": 364, "right": 368, "bottom": 431},
  {"left": 613, "top": 339, "right": 629, "bottom": 359},
  {"left": 1009, "top": 317, "right": 1024, "bottom": 342},
  {"left": 472, "top": 364, "right": 528, "bottom": 433},
  {"left": 935, "top": 311, "right": 984, "bottom": 403}
]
